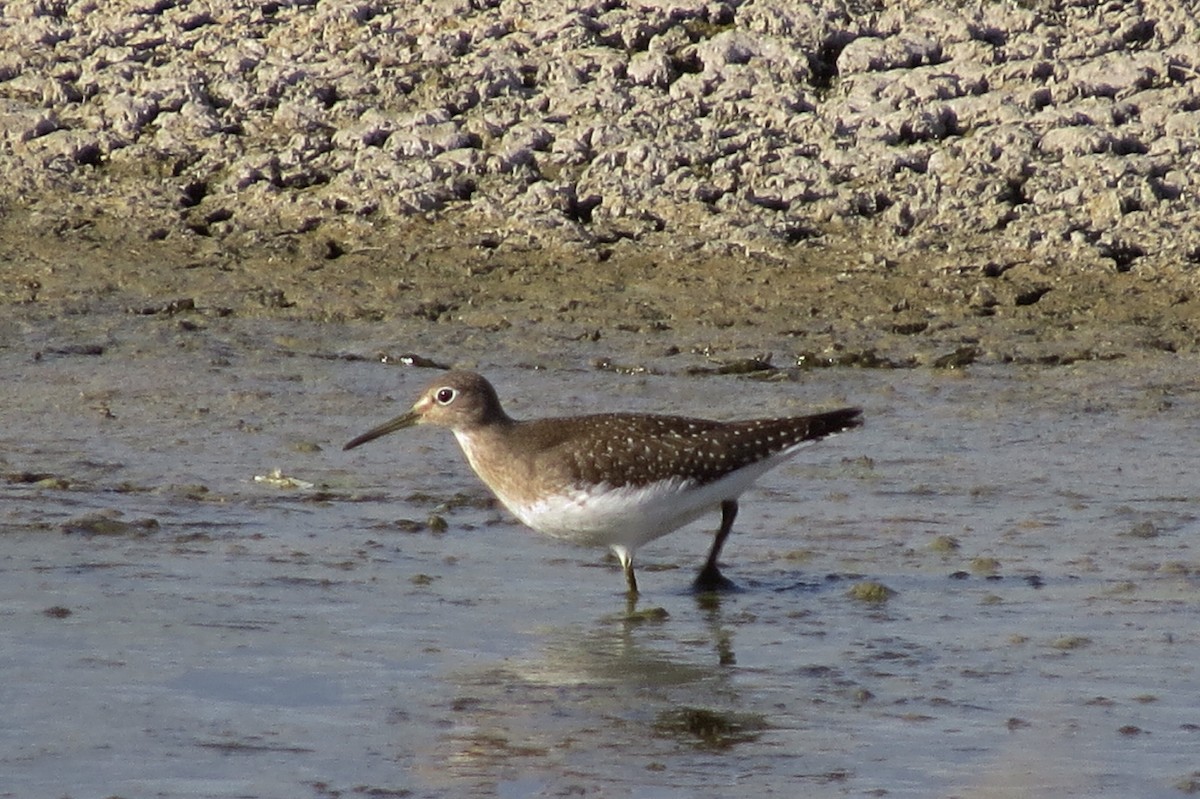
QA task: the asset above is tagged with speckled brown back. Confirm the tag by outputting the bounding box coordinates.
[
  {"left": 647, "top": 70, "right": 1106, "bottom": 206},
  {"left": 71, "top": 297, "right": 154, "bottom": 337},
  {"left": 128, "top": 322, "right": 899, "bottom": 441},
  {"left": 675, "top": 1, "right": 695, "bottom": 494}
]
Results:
[{"left": 513, "top": 407, "right": 863, "bottom": 489}]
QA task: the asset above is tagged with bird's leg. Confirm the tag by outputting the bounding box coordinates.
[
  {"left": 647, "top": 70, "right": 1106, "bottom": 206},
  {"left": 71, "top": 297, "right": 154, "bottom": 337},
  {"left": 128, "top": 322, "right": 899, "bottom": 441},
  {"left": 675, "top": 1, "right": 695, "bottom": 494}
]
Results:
[
  {"left": 613, "top": 545, "right": 639, "bottom": 597},
  {"left": 694, "top": 500, "right": 739, "bottom": 592},
  {"left": 624, "top": 561, "right": 639, "bottom": 597}
]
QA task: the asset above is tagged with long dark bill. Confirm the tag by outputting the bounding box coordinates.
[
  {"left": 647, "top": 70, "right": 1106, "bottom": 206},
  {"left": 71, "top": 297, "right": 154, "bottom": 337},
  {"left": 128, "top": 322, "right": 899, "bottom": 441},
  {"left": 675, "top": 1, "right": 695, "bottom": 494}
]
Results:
[{"left": 343, "top": 409, "right": 421, "bottom": 451}]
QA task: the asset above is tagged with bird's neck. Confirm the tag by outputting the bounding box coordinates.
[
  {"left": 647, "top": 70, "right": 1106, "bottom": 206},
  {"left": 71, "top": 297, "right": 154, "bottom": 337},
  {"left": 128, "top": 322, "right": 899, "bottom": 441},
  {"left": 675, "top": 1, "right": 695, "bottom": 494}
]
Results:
[
  {"left": 452, "top": 420, "right": 542, "bottom": 508},
  {"left": 453, "top": 420, "right": 517, "bottom": 474}
]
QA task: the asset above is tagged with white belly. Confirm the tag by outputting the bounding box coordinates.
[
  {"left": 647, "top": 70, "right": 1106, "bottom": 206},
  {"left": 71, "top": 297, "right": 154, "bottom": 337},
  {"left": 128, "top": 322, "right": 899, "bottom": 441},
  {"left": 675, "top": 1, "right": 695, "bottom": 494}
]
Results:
[
  {"left": 503, "top": 457, "right": 784, "bottom": 551},
  {"left": 452, "top": 426, "right": 813, "bottom": 554}
]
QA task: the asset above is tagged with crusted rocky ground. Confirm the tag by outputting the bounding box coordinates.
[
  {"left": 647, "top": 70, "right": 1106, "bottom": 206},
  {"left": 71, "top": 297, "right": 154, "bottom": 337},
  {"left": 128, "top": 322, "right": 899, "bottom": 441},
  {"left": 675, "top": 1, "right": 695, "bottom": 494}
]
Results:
[{"left": 2, "top": 0, "right": 1199, "bottom": 364}]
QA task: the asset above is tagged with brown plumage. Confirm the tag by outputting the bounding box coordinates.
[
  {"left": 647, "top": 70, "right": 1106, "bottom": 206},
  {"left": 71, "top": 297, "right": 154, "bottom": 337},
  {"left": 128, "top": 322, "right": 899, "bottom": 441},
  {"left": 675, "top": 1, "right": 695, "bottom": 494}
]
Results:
[{"left": 345, "top": 370, "right": 862, "bottom": 596}]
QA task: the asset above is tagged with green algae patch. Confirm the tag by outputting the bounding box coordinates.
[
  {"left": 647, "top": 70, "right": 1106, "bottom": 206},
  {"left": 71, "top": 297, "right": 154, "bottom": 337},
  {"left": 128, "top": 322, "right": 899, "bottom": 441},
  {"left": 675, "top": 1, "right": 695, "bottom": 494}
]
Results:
[
  {"left": 929, "top": 535, "right": 961, "bottom": 553},
  {"left": 654, "top": 706, "right": 767, "bottom": 749},
  {"left": 970, "top": 556, "right": 1001, "bottom": 575},
  {"left": 61, "top": 511, "right": 160, "bottom": 537},
  {"left": 1051, "top": 635, "right": 1092, "bottom": 650},
  {"left": 782, "top": 548, "right": 819, "bottom": 563},
  {"left": 621, "top": 605, "right": 671, "bottom": 624},
  {"left": 846, "top": 581, "right": 896, "bottom": 604}
]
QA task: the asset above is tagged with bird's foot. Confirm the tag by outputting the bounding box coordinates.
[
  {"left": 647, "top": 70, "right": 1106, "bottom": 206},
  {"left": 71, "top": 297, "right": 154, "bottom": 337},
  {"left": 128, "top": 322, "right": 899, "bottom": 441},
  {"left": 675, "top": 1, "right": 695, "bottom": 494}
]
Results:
[{"left": 692, "top": 564, "right": 738, "bottom": 593}]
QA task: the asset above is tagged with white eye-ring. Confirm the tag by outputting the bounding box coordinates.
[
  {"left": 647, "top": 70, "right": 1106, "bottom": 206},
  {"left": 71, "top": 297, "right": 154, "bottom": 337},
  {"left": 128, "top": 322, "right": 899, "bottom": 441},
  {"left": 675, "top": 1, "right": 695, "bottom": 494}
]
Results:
[{"left": 435, "top": 387, "right": 457, "bottom": 405}]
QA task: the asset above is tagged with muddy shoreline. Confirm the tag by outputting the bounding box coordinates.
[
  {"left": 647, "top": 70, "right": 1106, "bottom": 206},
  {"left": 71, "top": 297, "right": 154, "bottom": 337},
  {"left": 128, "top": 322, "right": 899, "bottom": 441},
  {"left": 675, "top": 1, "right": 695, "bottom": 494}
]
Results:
[
  {"left": 3, "top": 0, "right": 1200, "bottom": 366},
  {"left": 4, "top": 201, "right": 1194, "bottom": 371}
]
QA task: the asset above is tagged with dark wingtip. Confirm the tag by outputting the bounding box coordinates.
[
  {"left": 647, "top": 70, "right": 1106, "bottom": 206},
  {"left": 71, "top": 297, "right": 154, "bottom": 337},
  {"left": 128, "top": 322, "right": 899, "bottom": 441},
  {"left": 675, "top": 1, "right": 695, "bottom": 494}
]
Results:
[{"left": 819, "top": 406, "right": 864, "bottom": 436}]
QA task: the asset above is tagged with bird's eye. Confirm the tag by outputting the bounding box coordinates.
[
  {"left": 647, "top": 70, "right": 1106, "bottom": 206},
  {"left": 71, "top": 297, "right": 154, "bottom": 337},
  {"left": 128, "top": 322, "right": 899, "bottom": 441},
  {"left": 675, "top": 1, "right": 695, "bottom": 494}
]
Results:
[{"left": 435, "top": 387, "right": 456, "bottom": 405}]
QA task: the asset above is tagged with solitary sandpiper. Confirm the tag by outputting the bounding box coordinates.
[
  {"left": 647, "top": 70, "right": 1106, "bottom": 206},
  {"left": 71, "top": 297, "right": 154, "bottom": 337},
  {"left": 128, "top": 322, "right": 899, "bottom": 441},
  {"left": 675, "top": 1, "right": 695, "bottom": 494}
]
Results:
[{"left": 344, "top": 370, "right": 862, "bottom": 595}]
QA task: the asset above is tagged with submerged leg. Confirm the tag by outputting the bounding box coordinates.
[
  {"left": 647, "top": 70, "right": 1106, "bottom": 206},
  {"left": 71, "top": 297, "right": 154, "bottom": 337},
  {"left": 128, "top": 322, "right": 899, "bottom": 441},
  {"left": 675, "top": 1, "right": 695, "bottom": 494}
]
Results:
[
  {"left": 612, "top": 545, "right": 639, "bottom": 596},
  {"left": 694, "top": 500, "right": 739, "bottom": 592}
]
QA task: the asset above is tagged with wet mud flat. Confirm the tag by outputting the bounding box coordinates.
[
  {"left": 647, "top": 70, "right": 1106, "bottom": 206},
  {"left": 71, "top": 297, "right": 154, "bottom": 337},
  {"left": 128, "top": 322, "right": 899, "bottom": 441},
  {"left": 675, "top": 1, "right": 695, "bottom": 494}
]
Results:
[
  {"left": 5, "top": 0, "right": 1200, "bottom": 792},
  {"left": 2, "top": 313, "right": 1199, "bottom": 797}
]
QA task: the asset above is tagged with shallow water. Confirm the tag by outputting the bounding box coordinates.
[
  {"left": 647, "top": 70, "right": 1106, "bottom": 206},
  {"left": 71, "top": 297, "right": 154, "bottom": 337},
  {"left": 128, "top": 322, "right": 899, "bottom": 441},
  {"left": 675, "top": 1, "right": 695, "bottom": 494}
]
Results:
[{"left": 2, "top": 315, "right": 1198, "bottom": 798}]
